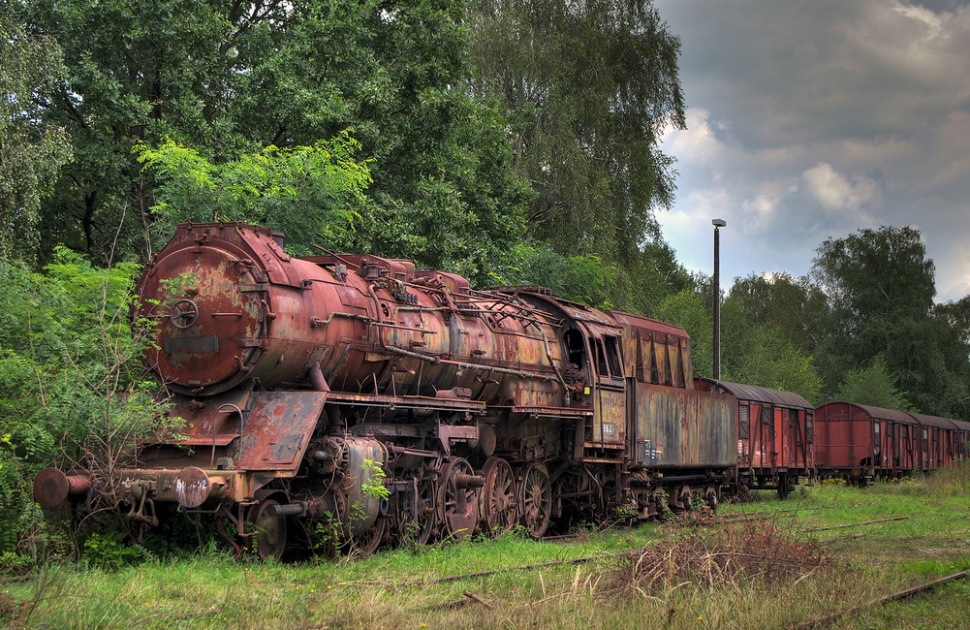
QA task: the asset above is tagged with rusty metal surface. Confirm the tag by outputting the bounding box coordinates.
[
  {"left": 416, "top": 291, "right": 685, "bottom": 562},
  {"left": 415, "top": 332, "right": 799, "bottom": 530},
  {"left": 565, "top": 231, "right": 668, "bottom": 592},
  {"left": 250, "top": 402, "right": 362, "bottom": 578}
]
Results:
[
  {"left": 137, "top": 223, "right": 578, "bottom": 412},
  {"left": 632, "top": 385, "right": 737, "bottom": 468},
  {"left": 33, "top": 467, "right": 91, "bottom": 508},
  {"left": 700, "top": 378, "right": 813, "bottom": 410},
  {"left": 698, "top": 380, "right": 815, "bottom": 475},
  {"left": 38, "top": 221, "right": 804, "bottom": 556},
  {"left": 815, "top": 402, "right": 926, "bottom": 474},
  {"left": 612, "top": 312, "right": 692, "bottom": 387},
  {"left": 908, "top": 413, "right": 957, "bottom": 430},
  {"left": 173, "top": 466, "right": 211, "bottom": 508},
  {"left": 235, "top": 391, "right": 329, "bottom": 471}
]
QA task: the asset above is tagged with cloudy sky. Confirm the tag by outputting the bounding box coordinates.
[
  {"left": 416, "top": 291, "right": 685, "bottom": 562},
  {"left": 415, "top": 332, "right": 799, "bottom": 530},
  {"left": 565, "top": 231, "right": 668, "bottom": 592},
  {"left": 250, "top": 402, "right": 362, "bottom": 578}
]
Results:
[{"left": 652, "top": 0, "right": 970, "bottom": 303}]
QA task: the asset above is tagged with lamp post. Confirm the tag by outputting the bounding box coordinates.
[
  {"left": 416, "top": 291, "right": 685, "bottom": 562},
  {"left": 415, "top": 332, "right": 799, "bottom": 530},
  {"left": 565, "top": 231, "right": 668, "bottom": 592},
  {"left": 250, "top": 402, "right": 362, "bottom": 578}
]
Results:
[{"left": 712, "top": 219, "right": 726, "bottom": 380}]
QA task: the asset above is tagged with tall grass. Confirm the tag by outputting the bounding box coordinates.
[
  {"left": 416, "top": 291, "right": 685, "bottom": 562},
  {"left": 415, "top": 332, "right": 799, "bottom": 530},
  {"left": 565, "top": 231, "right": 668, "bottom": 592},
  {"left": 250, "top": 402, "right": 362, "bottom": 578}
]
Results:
[{"left": 4, "top": 466, "right": 968, "bottom": 629}]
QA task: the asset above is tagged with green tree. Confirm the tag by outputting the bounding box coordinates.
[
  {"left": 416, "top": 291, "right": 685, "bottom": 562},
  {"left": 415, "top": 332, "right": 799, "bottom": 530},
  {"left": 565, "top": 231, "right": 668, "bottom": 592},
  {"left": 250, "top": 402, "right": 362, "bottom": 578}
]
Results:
[
  {"left": 812, "top": 226, "right": 934, "bottom": 331},
  {"left": 835, "top": 357, "right": 912, "bottom": 411},
  {"left": 719, "top": 299, "right": 822, "bottom": 403},
  {"left": 727, "top": 273, "right": 829, "bottom": 354},
  {"left": 0, "top": 13, "right": 72, "bottom": 261},
  {"left": 137, "top": 136, "right": 374, "bottom": 256},
  {"left": 0, "top": 252, "right": 166, "bottom": 559},
  {"left": 468, "top": 0, "right": 687, "bottom": 310},
  {"left": 498, "top": 244, "right": 616, "bottom": 307},
  {"left": 811, "top": 226, "right": 970, "bottom": 417},
  {"left": 15, "top": 0, "right": 530, "bottom": 283},
  {"left": 933, "top": 296, "right": 970, "bottom": 346}
]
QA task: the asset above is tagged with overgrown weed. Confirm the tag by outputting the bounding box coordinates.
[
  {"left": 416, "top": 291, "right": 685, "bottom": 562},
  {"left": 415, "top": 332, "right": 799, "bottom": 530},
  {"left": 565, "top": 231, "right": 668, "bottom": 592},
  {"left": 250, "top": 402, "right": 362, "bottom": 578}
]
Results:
[{"left": 612, "top": 517, "right": 829, "bottom": 594}]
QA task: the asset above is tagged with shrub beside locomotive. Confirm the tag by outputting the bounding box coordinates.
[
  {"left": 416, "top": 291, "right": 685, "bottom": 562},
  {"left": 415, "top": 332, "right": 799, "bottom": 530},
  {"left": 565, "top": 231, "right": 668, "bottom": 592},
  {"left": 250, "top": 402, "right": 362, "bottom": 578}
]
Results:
[{"left": 33, "top": 222, "right": 738, "bottom": 558}]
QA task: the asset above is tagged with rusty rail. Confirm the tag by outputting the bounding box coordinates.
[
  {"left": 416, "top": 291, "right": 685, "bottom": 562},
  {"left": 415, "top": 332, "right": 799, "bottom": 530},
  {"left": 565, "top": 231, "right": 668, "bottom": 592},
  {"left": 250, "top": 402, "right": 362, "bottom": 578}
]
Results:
[
  {"left": 799, "top": 516, "right": 909, "bottom": 533},
  {"left": 791, "top": 570, "right": 969, "bottom": 629}
]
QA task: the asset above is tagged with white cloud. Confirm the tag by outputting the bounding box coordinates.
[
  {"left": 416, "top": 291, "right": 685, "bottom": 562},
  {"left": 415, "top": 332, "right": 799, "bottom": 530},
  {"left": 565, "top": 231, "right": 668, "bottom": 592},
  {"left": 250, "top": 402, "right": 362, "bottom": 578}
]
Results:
[
  {"left": 801, "top": 163, "right": 881, "bottom": 219},
  {"left": 654, "top": 0, "right": 970, "bottom": 301}
]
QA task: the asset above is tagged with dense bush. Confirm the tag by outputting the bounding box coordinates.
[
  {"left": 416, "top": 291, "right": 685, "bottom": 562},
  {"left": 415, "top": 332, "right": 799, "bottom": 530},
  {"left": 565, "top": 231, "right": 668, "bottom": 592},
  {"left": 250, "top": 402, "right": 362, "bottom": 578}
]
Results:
[{"left": 0, "top": 250, "right": 166, "bottom": 566}]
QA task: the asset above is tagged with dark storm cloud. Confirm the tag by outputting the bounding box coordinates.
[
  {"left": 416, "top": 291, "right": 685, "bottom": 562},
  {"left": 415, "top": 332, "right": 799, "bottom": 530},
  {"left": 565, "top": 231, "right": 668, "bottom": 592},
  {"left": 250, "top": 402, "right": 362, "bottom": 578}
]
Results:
[{"left": 655, "top": 0, "right": 970, "bottom": 301}]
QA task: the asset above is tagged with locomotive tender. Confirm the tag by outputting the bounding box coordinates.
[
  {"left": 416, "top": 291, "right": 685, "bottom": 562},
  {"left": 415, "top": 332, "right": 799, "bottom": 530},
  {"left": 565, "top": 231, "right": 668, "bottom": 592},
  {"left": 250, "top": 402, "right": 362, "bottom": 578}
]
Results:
[{"left": 34, "top": 222, "right": 738, "bottom": 558}]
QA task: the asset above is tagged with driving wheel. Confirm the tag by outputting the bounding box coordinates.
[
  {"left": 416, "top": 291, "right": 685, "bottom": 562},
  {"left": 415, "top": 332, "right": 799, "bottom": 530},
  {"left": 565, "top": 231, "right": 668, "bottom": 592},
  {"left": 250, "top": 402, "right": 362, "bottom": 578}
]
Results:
[
  {"left": 438, "top": 458, "right": 481, "bottom": 540},
  {"left": 519, "top": 463, "right": 552, "bottom": 538},
  {"left": 479, "top": 457, "right": 519, "bottom": 535}
]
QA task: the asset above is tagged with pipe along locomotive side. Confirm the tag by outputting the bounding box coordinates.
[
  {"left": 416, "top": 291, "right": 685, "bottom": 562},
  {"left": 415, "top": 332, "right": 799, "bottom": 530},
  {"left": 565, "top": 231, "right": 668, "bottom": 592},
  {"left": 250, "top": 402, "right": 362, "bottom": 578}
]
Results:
[{"left": 33, "top": 222, "right": 737, "bottom": 559}]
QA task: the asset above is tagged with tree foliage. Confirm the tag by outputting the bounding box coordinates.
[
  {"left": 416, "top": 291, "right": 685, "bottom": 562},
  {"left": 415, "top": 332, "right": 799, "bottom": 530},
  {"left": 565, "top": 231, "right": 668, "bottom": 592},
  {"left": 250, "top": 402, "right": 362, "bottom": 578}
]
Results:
[
  {"left": 727, "top": 273, "right": 829, "bottom": 355},
  {"left": 719, "top": 299, "right": 822, "bottom": 404},
  {"left": 812, "top": 226, "right": 970, "bottom": 417},
  {"left": 0, "top": 12, "right": 73, "bottom": 261},
  {"left": 812, "top": 226, "right": 935, "bottom": 331},
  {"left": 468, "top": 0, "right": 687, "bottom": 310},
  {"left": 0, "top": 253, "right": 165, "bottom": 559},
  {"left": 15, "top": 0, "right": 530, "bottom": 284},
  {"left": 835, "top": 358, "right": 912, "bottom": 411},
  {"left": 137, "top": 135, "right": 374, "bottom": 256}
]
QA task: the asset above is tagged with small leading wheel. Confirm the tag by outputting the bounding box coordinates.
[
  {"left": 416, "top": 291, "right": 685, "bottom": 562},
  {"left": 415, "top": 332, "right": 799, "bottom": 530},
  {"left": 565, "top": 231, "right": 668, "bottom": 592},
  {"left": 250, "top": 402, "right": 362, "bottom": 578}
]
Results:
[
  {"left": 479, "top": 457, "right": 518, "bottom": 536},
  {"left": 438, "top": 458, "right": 480, "bottom": 540},
  {"left": 519, "top": 463, "right": 552, "bottom": 538},
  {"left": 247, "top": 499, "right": 287, "bottom": 561},
  {"left": 347, "top": 517, "right": 386, "bottom": 558}
]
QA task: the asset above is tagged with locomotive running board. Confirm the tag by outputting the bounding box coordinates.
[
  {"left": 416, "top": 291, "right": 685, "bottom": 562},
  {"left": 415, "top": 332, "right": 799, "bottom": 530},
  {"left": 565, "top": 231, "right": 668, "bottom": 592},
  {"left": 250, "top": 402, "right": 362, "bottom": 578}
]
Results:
[{"left": 324, "top": 390, "right": 487, "bottom": 413}]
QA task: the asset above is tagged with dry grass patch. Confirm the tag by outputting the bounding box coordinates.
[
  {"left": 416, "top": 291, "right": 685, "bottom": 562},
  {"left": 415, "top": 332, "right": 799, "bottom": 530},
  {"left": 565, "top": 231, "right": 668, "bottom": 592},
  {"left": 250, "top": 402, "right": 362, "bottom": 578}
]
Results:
[{"left": 611, "top": 518, "right": 829, "bottom": 594}]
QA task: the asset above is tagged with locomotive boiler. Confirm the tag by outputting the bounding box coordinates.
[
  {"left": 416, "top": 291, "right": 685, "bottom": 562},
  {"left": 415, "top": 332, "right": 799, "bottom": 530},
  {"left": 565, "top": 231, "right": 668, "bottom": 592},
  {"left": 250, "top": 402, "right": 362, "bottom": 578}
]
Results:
[{"left": 34, "top": 222, "right": 737, "bottom": 559}]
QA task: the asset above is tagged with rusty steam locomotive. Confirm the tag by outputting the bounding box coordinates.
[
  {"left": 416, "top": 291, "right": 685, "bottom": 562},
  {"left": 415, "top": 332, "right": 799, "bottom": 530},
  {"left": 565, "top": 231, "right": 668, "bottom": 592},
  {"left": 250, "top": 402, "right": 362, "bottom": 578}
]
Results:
[{"left": 34, "top": 222, "right": 738, "bottom": 558}]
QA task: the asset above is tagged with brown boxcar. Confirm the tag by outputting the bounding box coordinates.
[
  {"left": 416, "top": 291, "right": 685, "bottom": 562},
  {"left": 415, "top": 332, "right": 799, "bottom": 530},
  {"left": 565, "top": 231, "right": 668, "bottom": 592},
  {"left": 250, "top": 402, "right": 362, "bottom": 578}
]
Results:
[
  {"left": 908, "top": 413, "right": 960, "bottom": 471},
  {"left": 814, "top": 402, "right": 922, "bottom": 484},
  {"left": 954, "top": 419, "right": 970, "bottom": 462},
  {"left": 696, "top": 379, "right": 813, "bottom": 498}
]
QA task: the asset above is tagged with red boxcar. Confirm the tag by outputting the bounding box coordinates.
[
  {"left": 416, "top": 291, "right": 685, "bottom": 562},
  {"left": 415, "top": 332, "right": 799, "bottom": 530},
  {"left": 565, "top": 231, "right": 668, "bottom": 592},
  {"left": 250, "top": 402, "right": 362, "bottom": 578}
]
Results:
[
  {"left": 695, "top": 379, "right": 813, "bottom": 499},
  {"left": 908, "top": 413, "right": 960, "bottom": 471},
  {"left": 815, "top": 402, "right": 923, "bottom": 484},
  {"left": 954, "top": 419, "right": 970, "bottom": 462}
]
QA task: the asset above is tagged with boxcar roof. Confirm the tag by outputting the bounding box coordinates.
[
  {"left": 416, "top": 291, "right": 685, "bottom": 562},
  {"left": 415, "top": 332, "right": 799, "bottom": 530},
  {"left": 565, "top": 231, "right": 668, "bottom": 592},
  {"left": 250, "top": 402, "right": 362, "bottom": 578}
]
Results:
[
  {"left": 816, "top": 401, "right": 918, "bottom": 425},
  {"left": 908, "top": 413, "right": 958, "bottom": 430},
  {"left": 700, "top": 379, "right": 813, "bottom": 410},
  {"left": 951, "top": 418, "right": 970, "bottom": 431}
]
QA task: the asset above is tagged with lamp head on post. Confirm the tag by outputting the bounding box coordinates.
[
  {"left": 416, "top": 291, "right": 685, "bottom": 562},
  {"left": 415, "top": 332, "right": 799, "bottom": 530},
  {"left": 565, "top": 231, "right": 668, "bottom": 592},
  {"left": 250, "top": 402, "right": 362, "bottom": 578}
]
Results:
[{"left": 712, "top": 218, "right": 726, "bottom": 229}]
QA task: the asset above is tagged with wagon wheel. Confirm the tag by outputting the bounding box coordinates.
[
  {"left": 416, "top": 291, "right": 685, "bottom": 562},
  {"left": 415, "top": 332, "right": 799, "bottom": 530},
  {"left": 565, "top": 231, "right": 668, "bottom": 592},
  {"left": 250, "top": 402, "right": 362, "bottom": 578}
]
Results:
[
  {"left": 347, "top": 517, "right": 386, "bottom": 558},
  {"left": 704, "top": 486, "right": 719, "bottom": 512},
  {"left": 247, "top": 499, "right": 287, "bottom": 561},
  {"left": 479, "top": 457, "right": 518, "bottom": 536},
  {"left": 668, "top": 485, "right": 692, "bottom": 516},
  {"left": 518, "top": 463, "right": 552, "bottom": 538},
  {"left": 777, "top": 473, "right": 790, "bottom": 500},
  {"left": 438, "top": 458, "right": 480, "bottom": 540}
]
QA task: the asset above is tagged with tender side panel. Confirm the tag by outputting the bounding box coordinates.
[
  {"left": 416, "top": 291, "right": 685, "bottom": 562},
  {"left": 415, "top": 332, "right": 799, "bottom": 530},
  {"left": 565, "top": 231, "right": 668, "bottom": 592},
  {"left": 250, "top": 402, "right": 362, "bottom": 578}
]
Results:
[{"left": 632, "top": 385, "right": 737, "bottom": 469}]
